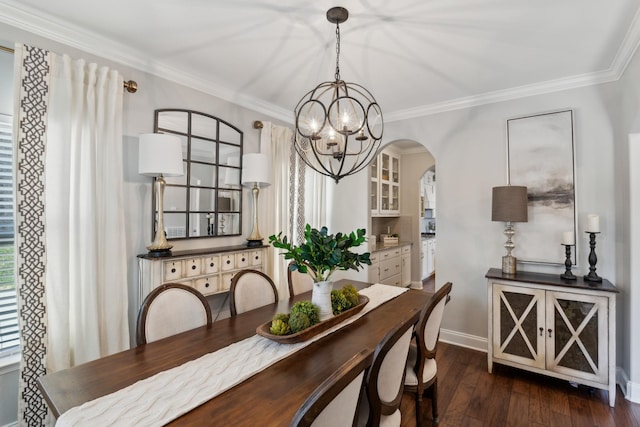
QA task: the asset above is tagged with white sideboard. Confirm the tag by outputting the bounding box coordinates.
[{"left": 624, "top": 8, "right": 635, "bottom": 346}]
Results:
[
  {"left": 138, "top": 245, "right": 268, "bottom": 306},
  {"left": 486, "top": 268, "right": 618, "bottom": 407}
]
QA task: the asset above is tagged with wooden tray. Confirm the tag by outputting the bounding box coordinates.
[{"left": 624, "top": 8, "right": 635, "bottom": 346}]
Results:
[{"left": 256, "top": 295, "right": 370, "bottom": 344}]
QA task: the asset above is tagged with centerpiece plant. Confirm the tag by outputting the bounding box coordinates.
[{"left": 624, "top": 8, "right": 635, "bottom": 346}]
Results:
[{"left": 269, "top": 224, "right": 371, "bottom": 320}]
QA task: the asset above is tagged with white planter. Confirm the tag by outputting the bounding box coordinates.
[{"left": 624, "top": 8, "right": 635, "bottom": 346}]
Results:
[{"left": 311, "top": 280, "right": 334, "bottom": 321}]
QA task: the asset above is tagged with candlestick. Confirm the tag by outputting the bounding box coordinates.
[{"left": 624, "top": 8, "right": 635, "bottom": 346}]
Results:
[
  {"left": 586, "top": 214, "right": 600, "bottom": 233},
  {"left": 583, "top": 232, "right": 602, "bottom": 283},
  {"left": 560, "top": 244, "right": 576, "bottom": 280}
]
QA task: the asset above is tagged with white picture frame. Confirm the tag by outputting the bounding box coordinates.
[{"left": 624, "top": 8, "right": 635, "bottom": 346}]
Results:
[{"left": 507, "top": 109, "right": 577, "bottom": 265}]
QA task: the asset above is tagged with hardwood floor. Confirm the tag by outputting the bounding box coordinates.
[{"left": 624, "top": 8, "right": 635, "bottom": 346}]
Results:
[{"left": 401, "top": 276, "right": 640, "bottom": 427}]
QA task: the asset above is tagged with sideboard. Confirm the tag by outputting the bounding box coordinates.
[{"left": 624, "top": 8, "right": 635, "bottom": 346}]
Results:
[
  {"left": 485, "top": 268, "right": 619, "bottom": 406},
  {"left": 138, "top": 245, "right": 268, "bottom": 306}
]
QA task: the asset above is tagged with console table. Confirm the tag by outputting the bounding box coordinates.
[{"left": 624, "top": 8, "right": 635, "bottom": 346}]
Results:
[
  {"left": 485, "top": 268, "right": 618, "bottom": 406},
  {"left": 138, "top": 245, "right": 268, "bottom": 307}
]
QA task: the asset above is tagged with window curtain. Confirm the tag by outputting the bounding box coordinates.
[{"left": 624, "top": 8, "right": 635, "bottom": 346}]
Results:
[
  {"left": 261, "top": 122, "right": 327, "bottom": 298},
  {"left": 13, "top": 44, "right": 129, "bottom": 426}
]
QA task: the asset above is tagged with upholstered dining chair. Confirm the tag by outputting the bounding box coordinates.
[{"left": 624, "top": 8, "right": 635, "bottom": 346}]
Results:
[
  {"left": 136, "top": 282, "right": 212, "bottom": 346},
  {"left": 229, "top": 269, "right": 279, "bottom": 316},
  {"left": 404, "top": 281, "right": 453, "bottom": 426},
  {"left": 290, "top": 349, "right": 373, "bottom": 427},
  {"left": 357, "top": 311, "right": 418, "bottom": 427},
  {"left": 288, "top": 261, "right": 314, "bottom": 298}
]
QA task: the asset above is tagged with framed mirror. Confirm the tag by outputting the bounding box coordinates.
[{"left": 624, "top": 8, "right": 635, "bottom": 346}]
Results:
[{"left": 153, "top": 109, "right": 243, "bottom": 239}]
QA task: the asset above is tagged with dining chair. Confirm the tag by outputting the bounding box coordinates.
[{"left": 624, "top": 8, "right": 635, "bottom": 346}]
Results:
[
  {"left": 357, "top": 311, "right": 418, "bottom": 427},
  {"left": 136, "top": 282, "right": 212, "bottom": 346},
  {"left": 290, "top": 349, "right": 373, "bottom": 427},
  {"left": 288, "top": 261, "right": 314, "bottom": 298},
  {"left": 229, "top": 269, "right": 279, "bottom": 315},
  {"left": 404, "top": 281, "right": 453, "bottom": 426}
]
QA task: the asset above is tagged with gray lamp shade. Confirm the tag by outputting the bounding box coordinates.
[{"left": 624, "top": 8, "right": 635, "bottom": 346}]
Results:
[{"left": 492, "top": 186, "right": 528, "bottom": 222}]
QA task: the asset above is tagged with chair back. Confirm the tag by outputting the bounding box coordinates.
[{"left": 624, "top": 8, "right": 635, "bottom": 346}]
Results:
[
  {"left": 136, "top": 283, "right": 212, "bottom": 346},
  {"left": 363, "top": 311, "right": 418, "bottom": 425},
  {"left": 416, "top": 282, "right": 452, "bottom": 360},
  {"left": 288, "top": 261, "right": 314, "bottom": 298},
  {"left": 291, "top": 349, "right": 373, "bottom": 427},
  {"left": 229, "top": 269, "right": 278, "bottom": 315}
]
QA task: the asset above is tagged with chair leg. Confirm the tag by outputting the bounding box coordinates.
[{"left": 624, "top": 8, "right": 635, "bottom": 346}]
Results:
[
  {"left": 431, "top": 378, "right": 439, "bottom": 422},
  {"left": 415, "top": 388, "right": 424, "bottom": 427}
]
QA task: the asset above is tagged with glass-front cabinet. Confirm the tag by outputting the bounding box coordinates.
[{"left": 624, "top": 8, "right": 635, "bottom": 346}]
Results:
[{"left": 371, "top": 149, "right": 400, "bottom": 216}]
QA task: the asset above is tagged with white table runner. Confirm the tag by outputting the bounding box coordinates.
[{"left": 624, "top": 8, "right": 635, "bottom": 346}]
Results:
[{"left": 56, "top": 284, "right": 408, "bottom": 427}]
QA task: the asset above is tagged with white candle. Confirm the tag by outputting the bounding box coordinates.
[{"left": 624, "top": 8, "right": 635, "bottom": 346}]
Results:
[
  {"left": 562, "top": 231, "right": 575, "bottom": 245},
  {"left": 586, "top": 214, "right": 600, "bottom": 233}
]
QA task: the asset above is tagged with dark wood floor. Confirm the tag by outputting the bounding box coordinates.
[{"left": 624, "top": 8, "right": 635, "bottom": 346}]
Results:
[{"left": 400, "top": 277, "right": 640, "bottom": 427}]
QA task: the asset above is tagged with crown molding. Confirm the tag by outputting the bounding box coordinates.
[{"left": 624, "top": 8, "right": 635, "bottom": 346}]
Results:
[{"left": 1, "top": 0, "right": 639, "bottom": 125}]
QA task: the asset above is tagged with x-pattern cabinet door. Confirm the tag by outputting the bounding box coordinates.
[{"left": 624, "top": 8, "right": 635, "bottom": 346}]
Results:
[
  {"left": 492, "top": 284, "right": 545, "bottom": 369},
  {"left": 545, "top": 290, "right": 608, "bottom": 383}
]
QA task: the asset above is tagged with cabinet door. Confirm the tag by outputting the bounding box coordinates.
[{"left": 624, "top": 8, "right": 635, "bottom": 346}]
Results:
[
  {"left": 401, "top": 253, "right": 411, "bottom": 286},
  {"left": 492, "top": 284, "right": 546, "bottom": 369},
  {"left": 545, "top": 291, "right": 608, "bottom": 383}
]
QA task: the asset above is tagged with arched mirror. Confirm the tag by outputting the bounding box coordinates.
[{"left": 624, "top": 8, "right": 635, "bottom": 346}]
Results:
[{"left": 153, "top": 109, "right": 243, "bottom": 239}]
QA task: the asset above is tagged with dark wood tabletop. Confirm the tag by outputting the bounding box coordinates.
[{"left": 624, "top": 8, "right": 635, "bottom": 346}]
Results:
[{"left": 37, "top": 280, "right": 433, "bottom": 426}]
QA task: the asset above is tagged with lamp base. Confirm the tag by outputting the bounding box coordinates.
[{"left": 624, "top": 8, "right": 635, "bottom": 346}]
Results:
[
  {"left": 502, "top": 255, "right": 517, "bottom": 275},
  {"left": 146, "top": 248, "right": 173, "bottom": 258},
  {"left": 246, "top": 239, "right": 263, "bottom": 247}
]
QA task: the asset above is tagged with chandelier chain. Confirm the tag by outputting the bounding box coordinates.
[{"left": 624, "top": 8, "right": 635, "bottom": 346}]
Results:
[{"left": 335, "top": 23, "right": 341, "bottom": 81}]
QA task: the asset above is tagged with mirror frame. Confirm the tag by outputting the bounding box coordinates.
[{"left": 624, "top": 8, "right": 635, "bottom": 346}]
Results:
[{"left": 152, "top": 109, "right": 244, "bottom": 240}]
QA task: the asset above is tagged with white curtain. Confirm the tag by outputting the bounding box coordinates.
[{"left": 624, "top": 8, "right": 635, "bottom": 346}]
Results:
[
  {"left": 14, "top": 44, "right": 129, "bottom": 426},
  {"left": 262, "top": 122, "right": 328, "bottom": 298}
]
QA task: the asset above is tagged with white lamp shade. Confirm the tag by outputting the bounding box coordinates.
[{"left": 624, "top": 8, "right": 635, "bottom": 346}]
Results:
[
  {"left": 241, "top": 153, "right": 271, "bottom": 187},
  {"left": 138, "top": 133, "right": 184, "bottom": 177}
]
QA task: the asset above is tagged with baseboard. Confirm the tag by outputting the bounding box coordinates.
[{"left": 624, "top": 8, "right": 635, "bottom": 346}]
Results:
[
  {"left": 1, "top": 421, "right": 17, "bottom": 427},
  {"left": 410, "top": 281, "right": 423, "bottom": 290},
  {"left": 439, "top": 328, "right": 487, "bottom": 353},
  {"left": 617, "top": 367, "right": 629, "bottom": 397},
  {"left": 626, "top": 379, "right": 640, "bottom": 403}
]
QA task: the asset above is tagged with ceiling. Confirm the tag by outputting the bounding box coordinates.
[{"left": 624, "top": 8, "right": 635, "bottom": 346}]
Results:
[{"left": 1, "top": 0, "right": 639, "bottom": 124}]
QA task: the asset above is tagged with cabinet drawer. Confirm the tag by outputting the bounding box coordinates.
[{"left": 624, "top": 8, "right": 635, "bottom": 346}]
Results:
[
  {"left": 381, "top": 273, "right": 402, "bottom": 287},
  {"left": 380, "top": 258, "right": 401, "bottom": 280},
  {"left": 235, "top": 252, "right": 249, "bottom": 268},
  {"left": 379, "top": 250, "right": 394, "bottom": 261},
  {"left": 185, "top": 258, "right": 202, "bottom": 277},
  {"left": 220, "top": 272, "right": 234, "bottom": 291},
  {"left": 369, "top": 253, "right": 379, "bottom": 264},
  {"left": 221, "top": 255, "right": 235, "bottom": 271},
  {"left": 401, "top": 245, "right": 411, "bottom": 255},
  {"left": 194, "top": 275, "right": 218, "bottom": 295},
  {"left": 164, "top": 261, "right": 182, "bottom": 281},
  {"left": 203, "top": 255, "right": 219, "bottom": 274},
  {"left": 251, "top": 250, "right": 263, "bottom": 266}
]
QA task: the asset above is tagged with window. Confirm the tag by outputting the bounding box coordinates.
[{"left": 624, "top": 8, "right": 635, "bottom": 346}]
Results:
[{"left": 0, "top": 116, "right": 18, "bottom": 356}]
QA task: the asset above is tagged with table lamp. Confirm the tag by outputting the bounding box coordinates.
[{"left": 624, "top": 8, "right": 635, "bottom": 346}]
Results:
[
  {"left": 139, "top": 133, "right": 184, "bottom": 256},
  {"left": 242, "top": 153, "right": 271, "bottom": 247},
  {"left": 491, "top": 185, "right": 528, "bottom": 274}
]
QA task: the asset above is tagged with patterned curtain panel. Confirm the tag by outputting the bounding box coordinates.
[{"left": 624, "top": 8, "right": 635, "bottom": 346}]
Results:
[
  {"left": 13, "top": 44, "right": 50, "bottom": 427},
  {"left": 13, "top": 44, "right": 130, "bottom": 426}
]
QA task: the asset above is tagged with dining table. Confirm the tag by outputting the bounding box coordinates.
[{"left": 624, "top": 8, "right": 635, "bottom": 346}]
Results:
[{"left": 37, "top": 280, "right": 434, "bottom": 426}]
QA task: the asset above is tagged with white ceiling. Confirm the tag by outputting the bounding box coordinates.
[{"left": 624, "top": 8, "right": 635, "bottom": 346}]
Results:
[{"left": 1, "top": 0, "right": 639, "bottom": 123}]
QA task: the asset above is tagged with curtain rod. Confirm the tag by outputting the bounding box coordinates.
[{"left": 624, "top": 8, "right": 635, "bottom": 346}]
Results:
[{"left": 1, "top": 44, "right": 138, "bottom": 93}]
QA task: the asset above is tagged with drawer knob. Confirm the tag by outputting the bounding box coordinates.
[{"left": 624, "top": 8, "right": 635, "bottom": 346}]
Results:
[
  {"left": 191, "top": 265, "right": 196, "bottom": 270},
  {"left": 205, "top": 282, "right": 210, "bottom": 288},
  {"left": 210, "top": 262, "right": 214, "bottom": 267},
  {"left": 226, "top": 260, "right": 231, "bottom": 265},
  {"left": 242, "top": 257, "right": 246, "bottom": 262},
  {"left": 255, "top": 256, "right": 259, "bottom": 260},
  {"left": 171, "top": 268, "right": 176, "bottom": 273},
  {"left": 539, "top": 327, "right": 543, "bottom": 336}
]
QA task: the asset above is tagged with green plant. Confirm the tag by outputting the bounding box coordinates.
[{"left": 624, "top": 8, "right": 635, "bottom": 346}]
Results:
[
  {"left": 331, "top": 284, "right": 360, "bottom": 315},
  {"left": 269, "top": 225, "right": 371, "bottom": 282},
  {"left": 290, "top": 300, "right": 320, "bottom": 326}
]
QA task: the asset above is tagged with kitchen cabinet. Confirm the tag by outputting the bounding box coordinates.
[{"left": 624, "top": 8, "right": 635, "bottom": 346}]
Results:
[
  {"left": 371, "top": 149, "right": 400, "bottom": 216},
  {"left": 421, "top": 237, "right": 435, "bottom": 279},
  {"left": 486, "top": 268, "right": 618, "bottom": 407},
  {"left": 138, "top": 245, "right": 267, "bottom": 307},
  {"left": 369, "top": 244, "right": 411, "bottom": 287},
  {"left": 422, "top": 170, "right": 436, "bottom": 211}
]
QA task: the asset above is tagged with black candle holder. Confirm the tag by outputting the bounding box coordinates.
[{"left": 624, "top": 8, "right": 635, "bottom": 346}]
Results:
[
  {"left": 584, "top": 232, "right": 602, "bottom": 283},
  {"left": 560, "top": 244, "right": 577, "bottom": 280}
]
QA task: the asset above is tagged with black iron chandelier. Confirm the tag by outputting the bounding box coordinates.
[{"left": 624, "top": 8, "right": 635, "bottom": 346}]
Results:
[{"left": 293, "top": 7, "right": 383, "bottom": 184}]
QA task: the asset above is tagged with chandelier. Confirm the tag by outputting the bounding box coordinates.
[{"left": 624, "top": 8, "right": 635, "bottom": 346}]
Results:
[{"left": 293, "top": 7, "right": 383, "bottom": 184}]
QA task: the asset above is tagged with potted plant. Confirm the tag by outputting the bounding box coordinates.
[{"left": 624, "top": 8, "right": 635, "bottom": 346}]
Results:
[{"left": 269, "top": 225, "right": 371, "bottom": 320}]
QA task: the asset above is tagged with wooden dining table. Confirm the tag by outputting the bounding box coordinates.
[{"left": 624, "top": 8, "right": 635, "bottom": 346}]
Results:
[{"left": 37, "top": 280, "right": 433, "bottom": 426}]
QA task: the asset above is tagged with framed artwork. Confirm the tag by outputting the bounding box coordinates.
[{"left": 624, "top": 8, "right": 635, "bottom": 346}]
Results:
[{"left": 507, "top": 109, "right": 577, "bottom": 265}]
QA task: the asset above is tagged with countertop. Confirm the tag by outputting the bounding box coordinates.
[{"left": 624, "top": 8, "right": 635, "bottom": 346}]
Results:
[
  {"left": 370, "top": 241, "right": 412, "bottom": 253},
  {"left": 421, "top": 232, "right": 436, "bottom": 239}
]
